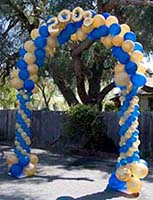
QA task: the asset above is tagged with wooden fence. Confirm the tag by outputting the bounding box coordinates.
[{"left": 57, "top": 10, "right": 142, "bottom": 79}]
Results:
[{"left": 0, "top": 110, "right": 153, "bottom": 154}]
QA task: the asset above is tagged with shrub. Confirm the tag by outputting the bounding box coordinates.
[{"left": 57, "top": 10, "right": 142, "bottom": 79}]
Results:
[
  {"left": 64, "top": 104, "right": 117, "bottom": 152},
  {"left": 104, "top": 101, "right": 117, "bottom": 111}
]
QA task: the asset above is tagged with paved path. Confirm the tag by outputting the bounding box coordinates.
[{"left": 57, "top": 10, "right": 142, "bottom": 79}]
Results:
[{"left": 0, "top": 145, "right": 153, "bottom": 200}]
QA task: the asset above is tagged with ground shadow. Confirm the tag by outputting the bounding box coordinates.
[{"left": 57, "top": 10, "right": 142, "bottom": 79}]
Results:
[{"left": 56, "top": 186, "right": 140, "bottom": 200}]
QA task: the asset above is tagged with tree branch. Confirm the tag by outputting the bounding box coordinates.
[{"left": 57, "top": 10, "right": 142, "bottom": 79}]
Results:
[
  {"left": 102, "top": 0, "right": 153, "bottom": 12},
  {"left": 97, "top": 82, "right": 115, "bottom": 109},
  {"left": 71, "top": 40, "right": 95, "bottom": 57}
]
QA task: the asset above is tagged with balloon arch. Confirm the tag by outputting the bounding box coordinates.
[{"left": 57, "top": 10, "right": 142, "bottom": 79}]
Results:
[{"left": 7, "top": 7, "right": 148, "bottom": 194}]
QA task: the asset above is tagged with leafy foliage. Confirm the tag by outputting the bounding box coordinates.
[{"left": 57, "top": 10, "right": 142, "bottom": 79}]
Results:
[{"left": 65, "top": 104, "right": 117, "bottom": 151}]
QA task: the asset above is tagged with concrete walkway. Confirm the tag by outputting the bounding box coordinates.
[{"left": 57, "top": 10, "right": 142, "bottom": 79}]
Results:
[{"left": 0, "top": 145, "right": 153, "bottom": 200}]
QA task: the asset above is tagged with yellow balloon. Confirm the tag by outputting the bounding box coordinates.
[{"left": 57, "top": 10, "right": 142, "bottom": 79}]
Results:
[
  {"left": 77, "top": 28, "right": 87, "bottom": 41},
  {"left": 130, "top": 163, "right": 148, "bottom": 178},
  {"left": 32, "top": 86, "right": 39, "bottom": 94},
  {"left": 122, "top": 40, "right": 134, "bottom": 52},
  {"left": 83, "top": 17, "right": 93, "bottom": 26},
  {"left": 93, "top": 14, "right": 105, "bottom": 28},
  {"left": 30, "top": 154, "right": 39, "bottom": 165},
  {"left": 116, "top": 167, "right": 132, "bottom": 181},
  {"left": 48, "top": 25, "right": 60, "bottom": 37},
  {"left": 24, "top": 40, "right": 36, "bottom": 53},
  {"left": 11, "top": 78, "right": 23, "bottom": 89},
  {"left": 106, "top": 16, "right": 118, "bottom": 27},
  {"left": 24, "top": 163, "right": 36, "bottom": 177},
  {"left": 11, "top": 69, "right": 19, "bottom": 78},
  {"left": 30, "top": 75, "right": 38, "bottom": 83},
  {"left": 131, "top": 51, "right": 144, "bottom": 63},
  {"left": 71, "top": 33, "right": 78, "bottom": 41},
  {"left": 24, "top": 53, "right": 36, "bottom": 65},
  {"left": 27, "top": 64, "right": 38, "bottom": 75},
  {"left": 6, "top": 155, "right": 18, "bottom": 165},
  {"left": 120, "top": 24, "right": 130, "bottom": 36},
  {"left": 47, "top": 37, "right": 57, "bottom": 48},
  {"left": 114, "top": 72, "right": 130, "bottom": 86},
  {"left": 72, "top": 7, "right": 83, "bottom": 22},
  {"left": 100, "top": 35, "right": 113, "bottom": 49},
  {"left": 137, "top": 64, "right": 146, "bottom": 74},
  {"left": 82, "top": 24, "right": 93, "bottom": 33},
  {"left": 45, "top": 47, "right": 55, "bottom": 56},
  {"left": 126, "top": 177, "right": 142, "bottom": 193},
  {"left": 114, "top": 63, "right": 125, "bottom": 74},
  {"left": 112, "top": 35, "right": 124, "bottom": 46},
  {"left": 30, "top": 29, "right": 40, "bottom": 40}
]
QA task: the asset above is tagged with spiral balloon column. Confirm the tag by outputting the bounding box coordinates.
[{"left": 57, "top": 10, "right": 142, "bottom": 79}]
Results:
[{"left": 8, "top": 6, "right": 148, "bottom": 192}]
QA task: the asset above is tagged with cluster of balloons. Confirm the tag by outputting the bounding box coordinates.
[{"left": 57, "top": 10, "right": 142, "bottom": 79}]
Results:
[{"left": 9, "top": 6, "right": 148, "bottom": 189}]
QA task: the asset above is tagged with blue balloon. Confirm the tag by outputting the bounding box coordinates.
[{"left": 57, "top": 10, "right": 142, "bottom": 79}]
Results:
[
  {"left": 124, "top": 32, "right": 136, "bottom": 42},
  {"left": 34, "top": 36, "right": 47, "bottom": 48},
  {"left": 131, "top": 73, "right": 146, "bottom": 87},
  {"left": 35, "top": 58, "right": 45, "bottom": 67},
  {"left": 24, "top": 80, "right": 35, "bottom": 91},
  {"left": 35, "top": 49, "right": 46, "bottom": 59},
  {"left": 19, "top": 69, "right": 30, "bottom": 81},
  {"left": 109, "top": 23, "right": 121, "bottom": 36},
  {"left": 18, "top": 155, "right": 30, "bottom": 167},
  {"left": 88, "top": 25, "right": 109, "bottom": 40},
  {"left": 74, "top": 20, "right": 83, "bottom": 29},
  {"left": 126, "top": 156, "right": 133, "bottom": 163},
  {"left": 134, "top": 42, "right": 143, "bottom": 52},
  {"left": 19, "top": 48, "right": 27, "bottom": 57},
  {"left": 109, "top": 172, "right": 126, "bottom": 190},
  {"left": 112, "top": 47, "right": 130, "bottom": 64},
  {"left": 39, "top": 25, "right": 49, "bottom": 37},
  {"left": 102, "top": 12, "right": 110, "bottom": 19},
  {"left": 120, "top": 158, "right": 127, "bottom": 165},
  {"left": 66, "top": 23, "right": 76, "bottom": 34},
  {"left": 9, "top": 164, "right": 23, "bottom": 177},
  {"left": 57, "top": 29, "right": 70, "bottom": 45},
  {"left": 125, "top": 61, "right": 137, "bottom": 75},
  {"left": 139, "top": 159, "right": 148, "bottom": 167},
  {"left": 16, "top": 60, "right": 27, "bottom": 70}
]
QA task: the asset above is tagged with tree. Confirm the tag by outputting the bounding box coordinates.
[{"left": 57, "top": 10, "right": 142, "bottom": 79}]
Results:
[{"left": 1, "top": 0, "right": 153, "bottom": 110}]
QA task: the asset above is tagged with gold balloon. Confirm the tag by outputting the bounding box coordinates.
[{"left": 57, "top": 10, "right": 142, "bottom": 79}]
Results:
[
  {"left": 130, "top": 163, "right": 148, "bottom": 178},
  {"left": 30, "top": 154, "right": 39, "bottom": 165},
  {"left": 27, "top": 64, "right": 38, "bottom": 75},
  {"left": 120, "top": 24, "right": 130, "bottom": 36},
  {"left": 126, "top": 177, "right": 142, "bottom": 193},
  {"left": 24, "top": 53, "right": 36, "bottom": 65},
  {"left": 82, "top": 23, "right": 93, "bottom": 34},
  {"left": 137, "top": 64, "right": 146, "bottom": 74},
  {"left": 114, "top": 72, "right": 130, "bottom": 86},
  {"left": 24, "top": 40, "right": 36, "bottom": 53},
  {"left": 112, "top": 35, "right": 124, "bottom": 46},
  {"left": 106, "top": 16, "right": 118, "bottom": 27},
  {"left": 24, "top": 163, "right": 36, "bottom": 177},
  {"left": 77, "top": 28, "right": 87, "bottom": 41},
  {"left": 45, "top": 47, "right": 55, "bottom": 56},
  {"left": 83, "top": 10, "right": 92, "bottom": 19},
  {"left": 114, "top": 63, "right": 125, "bottom": 74},
  {"left": 30, "top": 75, "right": 38, "bottom": 83},
  {"left": 71, "top": 33, "right": 78, "bottom": 41},
  {"left": 30, "top": 29, "right": 40, "bottom": 40},
  {"left": 11, "top": 78, "right": 23, "bottom": 89},
  {"left": 72, "top": 7, "right": 83, "bottom": 22},
  {"left": 122, "top": 40, "right": 134, "bottom": 52},
  {"left": 100, "top": 35, "right": 113, "bottom": 49},
  {"left": 48, "top": 26, "right": 60, "bottom": 37},
  {"left": 93, "top": 14, "right": 105, "bottom": 28},
  {"left": 116, "top": 167, "right": 132, "bottom": 181},
  {"left": 6, "top": 155, "right": 18, "bottom": 165},
  {"left": 131, "top": 51, "right": 144, "bottom": 63},
  {"left": 47, "top": 37, "right": 57, "bottom": 48},
  {"left": 11, "top": 69, "right": 19, "bottom": 78},
  {"left": 58, "top": 9, "right": 71, "bottom": 23},
  {"left": 32, "top": 86, "right": 39, "bottom": 94}
]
